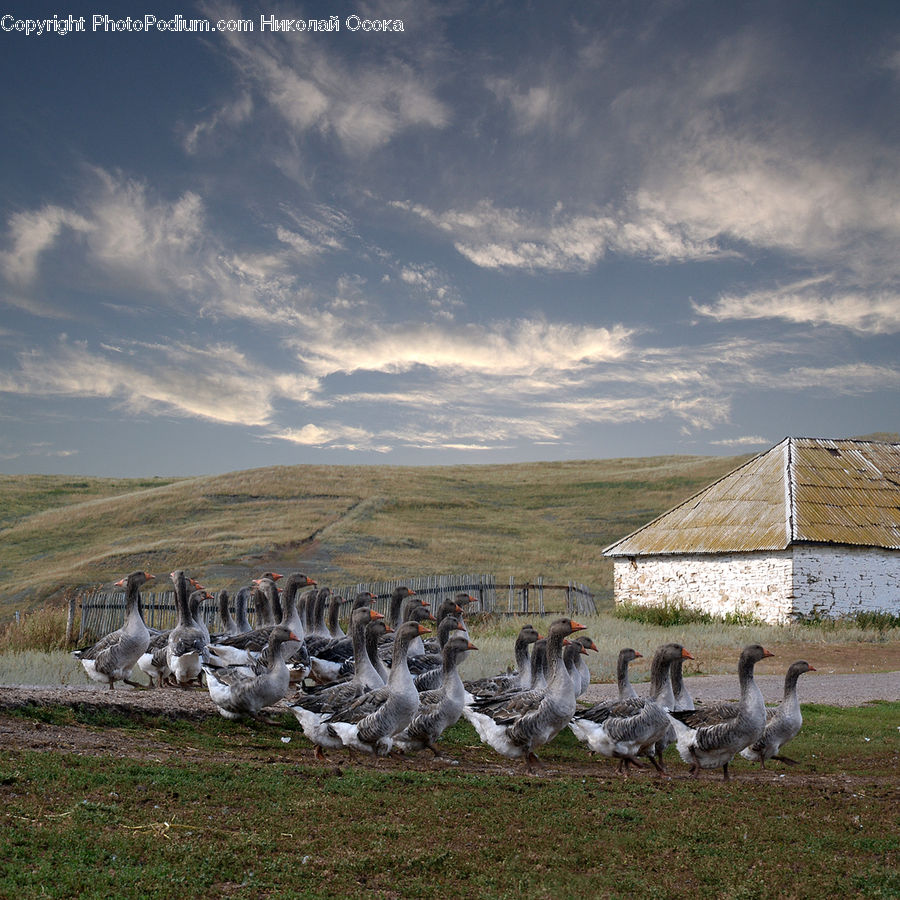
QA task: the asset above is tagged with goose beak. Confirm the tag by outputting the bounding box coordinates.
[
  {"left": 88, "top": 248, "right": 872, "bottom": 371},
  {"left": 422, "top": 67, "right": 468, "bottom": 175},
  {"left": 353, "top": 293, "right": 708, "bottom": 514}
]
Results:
[
  {"left": 369, "top": 610, "right": 385, "bottom": 620},
  {"left": 762, "top": 648, "right": 775, "bottom": 658},
  {"left": 144, "top": 572, "right": 155, "bottom": 581},
  {"left": 384, "top": 625, "right": 394, "bottom": 633},
  {"left": 682, "top": 649, "right": 695, "bottom": 660},
  {"left": 467, "top": 641, "right": 479, "bottom": 651},
  {"left": 416, "top": 624, "right": 430, "bottom": 636},
  {"left": 634, "top": 651, "right": 643, "bottom": 659},
  {"left": 457, "top": 621, "right": 466, "bottom": 631},
  {"left": 114, "top": 578, "right": 126, "bottom": 588},
  {"left": 807, "top": 665, "right": 817, "bottom": 671},
  {"left": 570, "top": 620, "right": 586, "bottom": 632},
  {"left": 289, "top": 631, "right": 300, "bottom": 641}
]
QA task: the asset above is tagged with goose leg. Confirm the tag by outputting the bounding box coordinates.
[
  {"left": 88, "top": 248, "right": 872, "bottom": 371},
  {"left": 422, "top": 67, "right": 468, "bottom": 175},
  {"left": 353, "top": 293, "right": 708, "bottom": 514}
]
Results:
[
  {"left": 124, "top": 678, "right": 145, "bottom": 689},
  {"left": 772, "top": 755, "right": 799, "bottom": 766},
  {"left": 722, "top": 762, "right": 730, "bottom": 781}
]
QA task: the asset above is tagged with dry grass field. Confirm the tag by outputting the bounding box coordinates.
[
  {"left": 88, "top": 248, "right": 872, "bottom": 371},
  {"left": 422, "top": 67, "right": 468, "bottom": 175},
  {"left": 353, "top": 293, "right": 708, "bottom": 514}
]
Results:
[{"left": 0, "top": 454, "right": 751, "bottom": 619}]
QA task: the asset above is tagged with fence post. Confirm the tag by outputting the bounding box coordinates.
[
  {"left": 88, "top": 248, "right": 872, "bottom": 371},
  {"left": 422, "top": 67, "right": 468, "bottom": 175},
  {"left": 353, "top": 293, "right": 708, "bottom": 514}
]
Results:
[{"left": 65, "top": 593, "right": 77, "bottom": 646}]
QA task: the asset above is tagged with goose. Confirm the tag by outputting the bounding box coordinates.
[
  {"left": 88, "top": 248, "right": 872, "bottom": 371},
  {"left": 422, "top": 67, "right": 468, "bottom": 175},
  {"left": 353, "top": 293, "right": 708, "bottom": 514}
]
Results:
[
  {"left": 167, "top": 574, "right": 210, "bottom": 687},
  {"left": 616, "top": 648, "right": 642, "bottom": 701},
  {"left": 288, "top": 608, "right": 388, "bottom": 720},
  {"left": 668, "top": 643, "right": 774, "bottom": 780},
  {"left": 207, "top": 573, "right": 313, "bottom": 673},
  {"left": 323, "top": 620, "right": 430, "bottom": 757},
  {"left": 326, "top": 594, "right": 347, "bottom": 638},
  {"left": 394, "top": 634, "right": 478, "bottom": 759},
  {"left": 137, "top": 628, "right": 172, "bottom": 688},
  {"left": 463, "top": 625, "right": 541, "bottom": 698},
  {"left": 572, "top": 635, "right": 598, "bottom": 696},
  {"left": 413, "top": 616, "right": 469, "bottom": 691},
  {"left": 385, "top": 586, "right": 417, "bottom": 629},
  {"left": 306, "top": 588, "right": 332, "bottom": 640},
  {"left": 569, "top": 643, "right": 694, "bottom": 775},
  {"left": 377, "top": 601, "right": 432, "bottom": 666},
  {"left": 740, "top": 660, "right": 816, "bottom": 768},
  {"left": 203, "top": 625, "right": 300, "bottom": 720},
  {"left": 215, "top": 589, "right": 241, "bottom": 638},
  {"left": 671, "top": 655, "right": 695, "bottom": 711},
  {"left": 250, "top": 582, "right": 272, "bottom": 628},
  {"left": 463, "top": 617, "right": 585, "bottom": 772},
  {"left": 210, "top": 574, "right": 314, "bottom": 653},
  {"left": 74, "top": 571, "right": 153, "bottom": 689},
  {"left": 136, "top": 587, "right": 208, "bottom": 688},
  {"left": 233, "top": 586, "right": 253, "bottom": 633}
]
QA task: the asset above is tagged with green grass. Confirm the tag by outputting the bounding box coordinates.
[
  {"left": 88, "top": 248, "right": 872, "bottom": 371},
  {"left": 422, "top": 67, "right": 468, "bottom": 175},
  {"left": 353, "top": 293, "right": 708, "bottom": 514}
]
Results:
[
  {"left": 0, "top": 703, "right": 897, "bottom": 899},
  {"left": 0, "top": 454, "right": 751, "bottom": 620}
]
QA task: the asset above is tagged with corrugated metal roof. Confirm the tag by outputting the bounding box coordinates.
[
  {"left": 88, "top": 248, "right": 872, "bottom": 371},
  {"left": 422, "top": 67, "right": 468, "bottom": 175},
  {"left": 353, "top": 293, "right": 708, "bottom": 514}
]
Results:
[{"left": 603, "top": 437, "right": 900, "bottom": 556}]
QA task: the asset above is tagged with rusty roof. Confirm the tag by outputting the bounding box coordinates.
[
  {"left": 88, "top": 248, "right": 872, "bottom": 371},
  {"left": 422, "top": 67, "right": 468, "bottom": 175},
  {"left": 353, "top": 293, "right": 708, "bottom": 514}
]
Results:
[{"left": 603, "top": 437, "right": 900, "bottom": 556}]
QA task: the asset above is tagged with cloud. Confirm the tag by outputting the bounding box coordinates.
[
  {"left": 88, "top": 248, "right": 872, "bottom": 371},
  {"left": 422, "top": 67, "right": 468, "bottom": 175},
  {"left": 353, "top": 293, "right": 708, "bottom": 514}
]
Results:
[
  {"left": 182, "top": 93, "right": 254, "bottom": 154},
  {"left": 693, "top": 277, "right": 900, "bottom": 335},
  {"left": 710, "top": 435, "right": 770, "bottom": 448},
  {"left": 205, "top": 3, "right": 448, "bottom": 155},
  {"left": 0, "top": 337, "right": 318, "bottom": 427},
  {"left": 0, "top": 205, "right": 92, "bottom": 284},
  {"left": 392, "top": 199, "right": 720, "bottom": 272},
  {"left": 268, "top": 422, "right": 390, "bottom": 452},
  {"left": 0, "top": 169, "right": 206, "bottom": 298}
]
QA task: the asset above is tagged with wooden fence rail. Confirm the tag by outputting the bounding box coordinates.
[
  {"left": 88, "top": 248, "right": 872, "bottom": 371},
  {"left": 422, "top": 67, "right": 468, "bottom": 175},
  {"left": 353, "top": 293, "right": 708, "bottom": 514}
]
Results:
[{"left": 77, "top": 574, "right": 596, "bottom": 641}]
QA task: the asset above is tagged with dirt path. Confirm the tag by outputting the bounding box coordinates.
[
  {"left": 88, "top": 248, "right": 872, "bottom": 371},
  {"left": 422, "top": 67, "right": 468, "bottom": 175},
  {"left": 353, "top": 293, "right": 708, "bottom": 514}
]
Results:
[{"left": 582, "top": 670, "right": 900, "bottom": 707}]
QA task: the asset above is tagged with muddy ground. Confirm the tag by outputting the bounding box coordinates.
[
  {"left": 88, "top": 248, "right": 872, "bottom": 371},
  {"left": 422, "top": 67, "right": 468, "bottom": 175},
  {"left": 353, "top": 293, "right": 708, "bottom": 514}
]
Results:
[{"left": 0, "top": 664, "right": 897, "bottom": 786}]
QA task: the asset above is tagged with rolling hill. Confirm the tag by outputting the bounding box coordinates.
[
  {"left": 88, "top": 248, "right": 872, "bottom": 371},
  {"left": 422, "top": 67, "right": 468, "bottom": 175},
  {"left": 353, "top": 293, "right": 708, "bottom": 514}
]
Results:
[{"left": 0, "top": 454, "right": 751, "bottom": 620}]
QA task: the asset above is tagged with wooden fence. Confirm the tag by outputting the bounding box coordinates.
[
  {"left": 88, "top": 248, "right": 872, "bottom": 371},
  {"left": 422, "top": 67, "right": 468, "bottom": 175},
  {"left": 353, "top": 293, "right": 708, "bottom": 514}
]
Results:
[{"left": 76, "top": 574, "right": 596, "bottom": 641}]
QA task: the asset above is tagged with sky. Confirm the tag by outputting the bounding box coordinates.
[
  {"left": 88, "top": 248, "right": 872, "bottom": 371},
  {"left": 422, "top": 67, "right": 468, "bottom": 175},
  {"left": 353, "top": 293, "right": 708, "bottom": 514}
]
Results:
[{"left": 1, "top": 0, "right": 899, "bottom": 477}]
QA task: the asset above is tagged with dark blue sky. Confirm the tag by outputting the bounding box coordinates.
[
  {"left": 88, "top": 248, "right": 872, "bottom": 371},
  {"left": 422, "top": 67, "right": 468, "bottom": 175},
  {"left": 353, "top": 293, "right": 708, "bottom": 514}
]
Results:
[{"left": 1, "top": 1, "right": 899, "bottom": 475}]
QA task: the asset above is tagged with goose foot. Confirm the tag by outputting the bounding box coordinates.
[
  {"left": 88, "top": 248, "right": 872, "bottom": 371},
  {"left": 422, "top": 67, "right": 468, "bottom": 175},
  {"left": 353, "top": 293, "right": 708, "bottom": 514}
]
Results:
[{"left": 772, "top": 755, "right": 799, "bottom": 766}]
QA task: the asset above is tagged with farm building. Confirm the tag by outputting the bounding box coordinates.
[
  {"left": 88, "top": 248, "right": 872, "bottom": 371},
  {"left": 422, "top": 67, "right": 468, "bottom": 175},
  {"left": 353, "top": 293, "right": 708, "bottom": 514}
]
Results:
[{"left": 603, "top": 437, "right": 900, "bottom": 624}]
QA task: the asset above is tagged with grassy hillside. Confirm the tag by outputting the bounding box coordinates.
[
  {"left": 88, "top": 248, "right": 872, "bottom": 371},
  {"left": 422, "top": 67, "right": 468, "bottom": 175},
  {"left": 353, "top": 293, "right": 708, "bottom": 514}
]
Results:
[{"left": 0, "top": 454, "right": 750, "bottom": 620}]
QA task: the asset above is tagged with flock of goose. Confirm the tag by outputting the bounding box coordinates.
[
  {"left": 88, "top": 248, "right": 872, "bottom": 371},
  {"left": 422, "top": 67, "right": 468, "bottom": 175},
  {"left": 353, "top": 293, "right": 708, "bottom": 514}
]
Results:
[{"left": 72, "top": 570, "right": 815, "bottom": 779}]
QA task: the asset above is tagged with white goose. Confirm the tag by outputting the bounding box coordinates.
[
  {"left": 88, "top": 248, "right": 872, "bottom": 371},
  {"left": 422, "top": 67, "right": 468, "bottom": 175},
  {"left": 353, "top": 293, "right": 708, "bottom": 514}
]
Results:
[
  {"left": 394, "top": 634, "right": 478, "bottom": 759},
  {"left": 569, "top": 643, "right": 694, "bottom": 775},
  {"left": 309, "top": 621, "right": 429, "bottom": 758},
  {"left": 203, "top": 625, "right": 300, "bottom": 720},
  {"left": 166, "top": 571, "right": 209, "bottom": 686},
  {"left": 463, "top": 617, "right": 585, "bottom": 772},
  {"left": 740, "top": 660, "right": 816, "bottom": 768},
  {"left": 616, "top": 648, "right": 642, "bottom": 701},
  {"left": 463, "top": 624, "right": 541, "bottom": 698},
  {"left": 74, "top": 571, "right": 153, "bottom": 689},
  {"left": 668, "top": 643, "right": 774, "bottom": 780},
  {"left": 288, "top": 608, "right": 387, "bottom": 720}
]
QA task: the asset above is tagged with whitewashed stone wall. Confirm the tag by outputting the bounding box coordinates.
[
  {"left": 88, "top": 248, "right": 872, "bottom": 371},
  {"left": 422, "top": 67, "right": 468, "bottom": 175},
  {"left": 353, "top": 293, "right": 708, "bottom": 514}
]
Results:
[
  {"left": 791, "top": 545, "right": 900, "bottom": 619},
  {"left": 612, "top": 552, "right": 795, "bottom": 624},
  {"left": 612, "top": 546, "right": 900, "bottom": 624}
]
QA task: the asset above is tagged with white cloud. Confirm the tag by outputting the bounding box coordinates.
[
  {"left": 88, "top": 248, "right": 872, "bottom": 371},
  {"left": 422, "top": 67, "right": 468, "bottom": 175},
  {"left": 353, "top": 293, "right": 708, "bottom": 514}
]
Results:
[
  {"left": 183, "top": 93, "right": 254, "bottom": 155},
  {"left": 0, "top": 337, "right": 318, "bottom": 427},
  {"left": 710, "top": 436, "right": 770, "bottom": 448},
  {"left": 693, "top": 277, "right": 900, "bottom": 335},
  {"left": 269, "top": 422, "right": 390, "bottom": 452},
  {"left": 0, "top": 205, "right": 92, "bottom": 284},
  {"left": 205, "top": 5, "right": 448, "bottom": 155},
  {"left": 392, "top": 199, "right": 720, "bottom": 272}
]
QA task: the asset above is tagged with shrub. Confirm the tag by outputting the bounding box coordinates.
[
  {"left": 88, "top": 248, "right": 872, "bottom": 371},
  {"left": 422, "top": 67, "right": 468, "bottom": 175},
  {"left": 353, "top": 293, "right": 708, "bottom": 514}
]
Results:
[
  {"left": 0, "top": 603, "right": 75, "bottom": 652},
  {"left": 612, "top": 601, "right": 766, "bottom": 629}
]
